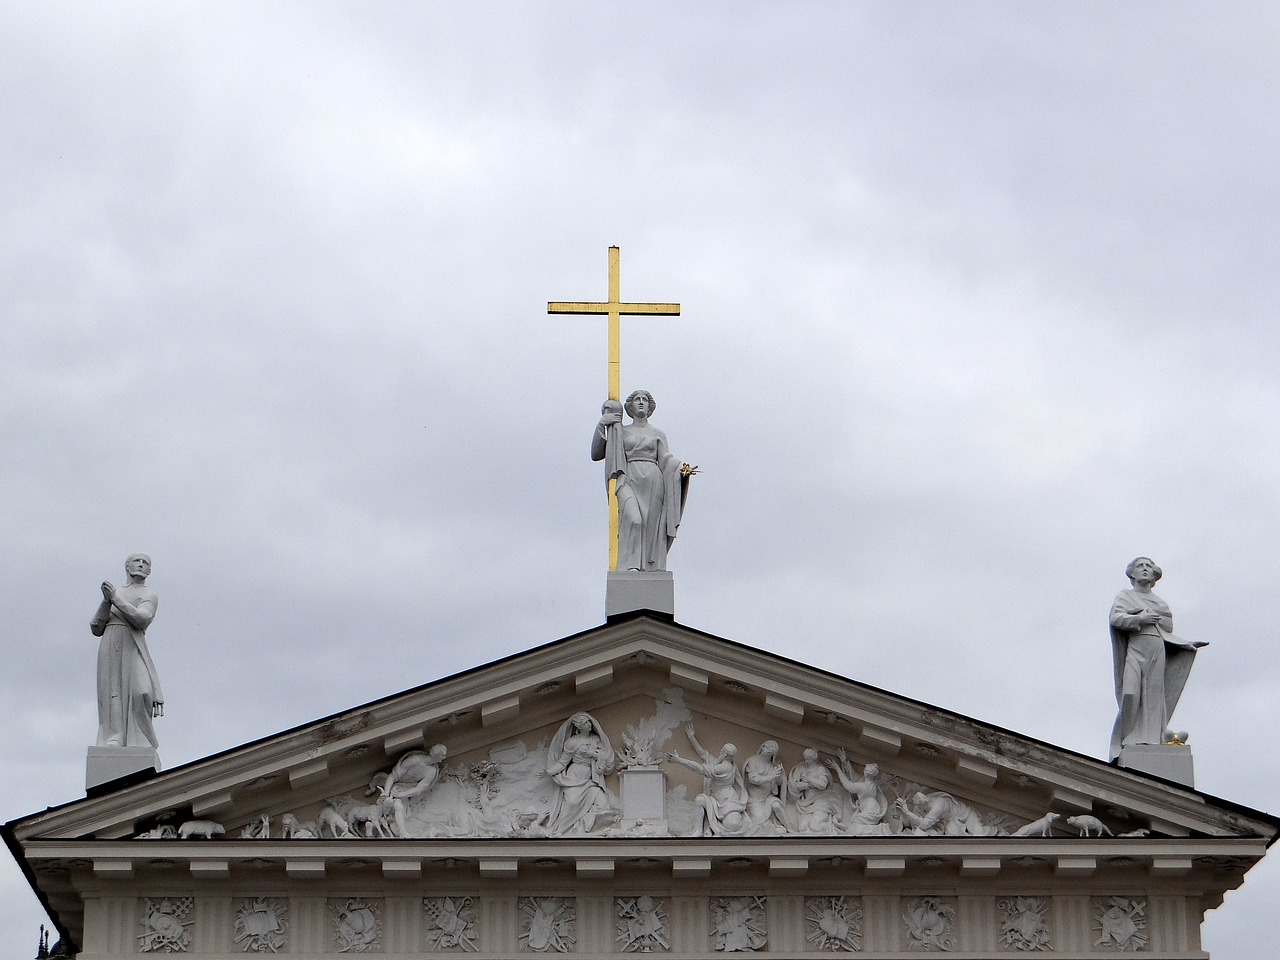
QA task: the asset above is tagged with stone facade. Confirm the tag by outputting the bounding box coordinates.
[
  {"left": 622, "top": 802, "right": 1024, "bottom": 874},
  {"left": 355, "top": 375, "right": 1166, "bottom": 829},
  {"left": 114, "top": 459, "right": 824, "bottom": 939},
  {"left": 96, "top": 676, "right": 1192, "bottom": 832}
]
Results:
[{"left": 7, "top": 614, "right": 1276, "bottom": 958}]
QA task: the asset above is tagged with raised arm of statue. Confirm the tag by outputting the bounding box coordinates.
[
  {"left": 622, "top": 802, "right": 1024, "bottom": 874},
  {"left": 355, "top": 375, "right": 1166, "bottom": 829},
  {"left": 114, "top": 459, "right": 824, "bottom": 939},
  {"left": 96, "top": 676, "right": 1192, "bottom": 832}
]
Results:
[{"left": 108, "top": 588, "right": 158, "bottom": 632}]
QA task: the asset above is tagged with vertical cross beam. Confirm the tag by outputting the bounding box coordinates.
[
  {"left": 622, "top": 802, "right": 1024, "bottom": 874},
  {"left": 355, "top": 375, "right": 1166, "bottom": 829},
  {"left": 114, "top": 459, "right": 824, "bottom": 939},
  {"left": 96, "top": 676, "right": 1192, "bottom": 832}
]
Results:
[{"left": 549, "top": 247, "right": 680, "bottom": 570}]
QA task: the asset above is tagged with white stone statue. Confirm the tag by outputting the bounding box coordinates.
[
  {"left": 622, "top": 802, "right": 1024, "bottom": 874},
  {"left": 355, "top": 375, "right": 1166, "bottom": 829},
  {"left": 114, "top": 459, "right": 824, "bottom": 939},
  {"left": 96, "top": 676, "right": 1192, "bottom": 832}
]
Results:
[
  {"left": 544, "top": 712, "right": 617, "bottom": 835},
  {"left": 741, "top": 740, "right": 787, "bottom": 834},
  {"left": 826, "top": 751, "right": 892, "bottom": 835},
  {"left": 895, "top": 790, "right": 997, "bottom": 836},
  {"left": 371, "top": 744, "right": 448, "bottom": 836},
  {"left": 1108, "top": 557, "right": 1207, "bottom": 760},
  {"left": 666, "top": 724, "right": 747, "bottom": 836},
  {"left": 789, "top": 748, "right": 840, "bottom": 833},
  {"left": 90, "top": 553, "right": 163, "bottom": 749},
  {"left": 591, "top": 391, "right": 693, "bottom": 571}
]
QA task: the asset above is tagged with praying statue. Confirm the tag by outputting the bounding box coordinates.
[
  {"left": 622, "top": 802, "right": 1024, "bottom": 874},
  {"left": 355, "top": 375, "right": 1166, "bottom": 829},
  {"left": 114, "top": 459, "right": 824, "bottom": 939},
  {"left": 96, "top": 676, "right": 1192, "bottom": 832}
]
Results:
[
  {"left": 1108, "top": 557, "right": 1208, "bottom": 760},
  {"left": 91, "top": 553, "right": 163, "bottom": 749},
  {"left": 591, "top": 390, "right": 694, "bottom": 571}
]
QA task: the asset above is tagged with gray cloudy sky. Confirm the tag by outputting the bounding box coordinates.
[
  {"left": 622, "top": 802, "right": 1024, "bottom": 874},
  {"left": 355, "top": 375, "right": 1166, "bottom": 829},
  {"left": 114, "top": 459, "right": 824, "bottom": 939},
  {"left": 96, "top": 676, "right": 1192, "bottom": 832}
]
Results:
[{"left": 2, "top": 3, "right": 1277, "bottom": 955}]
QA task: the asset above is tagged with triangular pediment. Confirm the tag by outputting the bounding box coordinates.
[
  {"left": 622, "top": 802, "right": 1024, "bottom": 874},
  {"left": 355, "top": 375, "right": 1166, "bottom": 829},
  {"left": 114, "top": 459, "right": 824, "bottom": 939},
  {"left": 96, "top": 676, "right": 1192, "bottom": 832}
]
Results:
[{"left": 11, "top": 615, "right": 1272, "bottom": 847}]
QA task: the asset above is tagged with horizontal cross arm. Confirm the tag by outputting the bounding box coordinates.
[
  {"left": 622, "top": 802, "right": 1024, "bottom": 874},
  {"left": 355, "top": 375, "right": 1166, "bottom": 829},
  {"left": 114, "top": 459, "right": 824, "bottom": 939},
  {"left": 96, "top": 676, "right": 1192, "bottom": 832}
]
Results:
[{"left": 547, "top": 301, "right": 681, "bottom": 316}]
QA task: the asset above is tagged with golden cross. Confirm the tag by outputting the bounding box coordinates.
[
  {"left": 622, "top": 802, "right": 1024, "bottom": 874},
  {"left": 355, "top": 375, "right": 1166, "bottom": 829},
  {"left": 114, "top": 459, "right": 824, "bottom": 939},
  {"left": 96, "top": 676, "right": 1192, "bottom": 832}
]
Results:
[{"left": 548, "top": 246, "right": 680, "bottom": 570}]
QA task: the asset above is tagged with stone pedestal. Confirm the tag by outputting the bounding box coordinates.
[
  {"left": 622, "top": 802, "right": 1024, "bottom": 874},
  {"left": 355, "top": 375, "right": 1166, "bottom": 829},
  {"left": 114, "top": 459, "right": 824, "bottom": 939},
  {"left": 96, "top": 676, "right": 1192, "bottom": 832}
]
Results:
[
  {"left": 1117, "top": 744, "right": 1194, "bottom": 787},
  {"left": 619, "top": 767, "right": 666, "bottom": 827},
  {"left": 606, "top": 571, "right": 674, "bottom": 618},
  {"left": 87, "top": 746, "right": 159, "bottom": 791}
]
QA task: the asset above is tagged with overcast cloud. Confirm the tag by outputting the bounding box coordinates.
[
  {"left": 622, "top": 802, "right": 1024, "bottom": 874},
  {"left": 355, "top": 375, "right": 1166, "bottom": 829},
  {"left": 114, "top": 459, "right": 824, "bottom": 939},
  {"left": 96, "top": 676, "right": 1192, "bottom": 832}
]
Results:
[{"left": 2, "top": 3, "right": 1277, "bottom": 956}]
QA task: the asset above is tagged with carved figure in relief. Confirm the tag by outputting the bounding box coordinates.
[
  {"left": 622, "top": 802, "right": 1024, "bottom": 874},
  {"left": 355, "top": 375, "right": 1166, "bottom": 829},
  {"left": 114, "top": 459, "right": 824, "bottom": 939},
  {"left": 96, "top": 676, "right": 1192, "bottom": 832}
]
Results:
[
  {"left": 805, "top": 896, "right": 862, "bottom": 952},
  {"left": 998, "top": 897, "right": 1051, "bottom": 951},
  {"left": 903, "top": 896, "right": 956, "bottom": 951},
  {"left": 667, "top": 723, "right": 747, "bottom": 835},
  {"left": 177, "top": 820, "right": 224, "bottom": 839},
  {"left": 424, "top": 896, "right": 478, "bottom": 952},
  {"left": 1011, "top": 811, "right": 1060, "bottom": 837},
  {"left": 896, "top": 791, "right": 997, "bottom": 837},
  {"left": 545, "top": 712, "right": 617, "bottom": 835},
  {"left": 1068, "top": 814, "right": 1113, "bottom": 837},
  {"left": 789, "top": 748, "right": 840, "bottom": 833},
  {"left": 616, "top": 895, "right": 669, "bottom": 953},
  {"left": 371, "top": 744, "right": 448, "bottom": 836},
  {"left": 1094, "top": 896, "right": 1147, "bottom": 950},
  {"left": 519, "top": 897, "right": 576, "bottom": 953},
  {"left": 711, "top": 896, "right": 767, "bottom": 952},
  {"left": 1108, "top": 557, "right": 1207, "bottom": 760},
  {"left": 591, "top": 391, "right": 694, "bottom": 571},
  {"left": 91, "top": 553, "right": 163, "bottom": 749},
  {"left": 742, "top": 740, "right": 787, "bottom": 834},
  {"left": 826, "top": 751, "right": 891, "bottom": 835},
  {"left": 139, "top": 897, "right": 193, "bottom": 953}
]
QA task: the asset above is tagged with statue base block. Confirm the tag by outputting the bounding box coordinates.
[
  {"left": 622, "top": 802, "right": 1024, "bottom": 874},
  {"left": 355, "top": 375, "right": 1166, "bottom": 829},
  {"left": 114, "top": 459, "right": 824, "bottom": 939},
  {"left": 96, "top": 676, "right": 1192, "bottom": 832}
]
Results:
[
  {"left": 87, "top": 746, "right": 159, "bottom": 792},
  {"left": 606, "top": 571, "right": 674, "bottom": 618},
  {"left": 1117, "top": 744, "right": 1194, "bottom": 787},
  {"left": 619, "top": 767, "right": 667, "bottom": 821}
]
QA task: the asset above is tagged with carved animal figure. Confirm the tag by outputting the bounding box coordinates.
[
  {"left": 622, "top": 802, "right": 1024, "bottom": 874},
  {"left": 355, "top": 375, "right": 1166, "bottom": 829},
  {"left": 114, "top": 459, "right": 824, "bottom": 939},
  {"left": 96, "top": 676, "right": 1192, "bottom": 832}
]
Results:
[
  {"left": 178, "top": 820, "right": 225, "bottom": 840},
  {"left": 1011, "top": 811, "right": 1060, "bottom": 837},
  {"left": 279, "top": 813, "right": 318, "bottom": 839},
  {"left": 1067, "top": 814, "right": 1113, "bottom": 837},
  {"left": 328, "top": 796, "right": 394, "bottom": 838},
  {"left": 1118, "top": 827, "right": 1151, "bottom": 838},
  {"left": 239, "top": 814, "right": 270, "bottom": 839},
  {"left": 315, "top": 806, "right": 353, "bottom": 839},
  {"left": 136, "top": 825, "right": 177, "bottom": 839}
]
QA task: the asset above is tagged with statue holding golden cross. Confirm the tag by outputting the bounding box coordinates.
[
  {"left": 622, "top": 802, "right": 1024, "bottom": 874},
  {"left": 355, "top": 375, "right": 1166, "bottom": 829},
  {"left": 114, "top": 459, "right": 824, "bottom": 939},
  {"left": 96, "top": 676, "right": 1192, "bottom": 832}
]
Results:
[{"left": 549, "top": 247, "right": 691, "bottom": 572}]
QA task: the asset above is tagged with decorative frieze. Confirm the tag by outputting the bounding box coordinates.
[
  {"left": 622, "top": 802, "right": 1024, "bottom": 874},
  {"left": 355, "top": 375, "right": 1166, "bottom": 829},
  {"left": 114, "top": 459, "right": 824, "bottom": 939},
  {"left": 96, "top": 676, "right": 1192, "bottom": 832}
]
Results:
[
  {"left": 423, "top": 896, "right": 479, "bottom": 952},
  {"left": 616, "top": 895, "right": 669, "bottom": 952},
  {"left": 903, "top": 896, "right": 956, "bottom": 951},
  {"left": 330, "top": 897, "right": 381, "bottom": 953},
  {"left": 519, "top": 896, "right": 576, "bottom": 953},
  {"left": 710, "top": 896, "right": 767, "bottom": 952},
  {"left": 997, "top": 896, "right": 1051, "bottom": 951},
  {"left": 138, "top": 897, "right": 194, "bottom": 953},
  {"left": 1093, "top": 896, "right": 1148, "bottom": 951},
  {"left": 234, "top": 897, "right": 288, "bottom": 953},
  {"left": 805, "top": 896, "right": 862, "bottom": 951}
]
